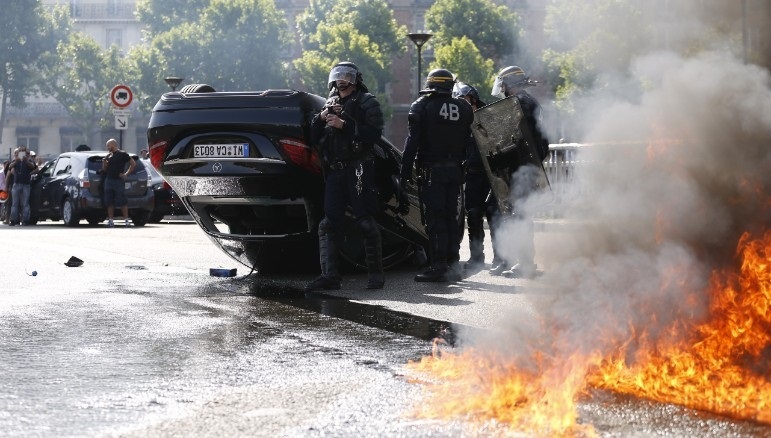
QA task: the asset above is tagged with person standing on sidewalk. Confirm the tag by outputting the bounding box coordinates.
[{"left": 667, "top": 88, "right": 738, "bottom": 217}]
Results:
[
  {"left": 101, "top": 138, "right": 136, "bottom": 227},
  {"left": 452, "top": 82, "right": 493, "bottom": 273},
  {"left": 487, "top": 65, "right": 550, "bottom": 278},
  {"left": 7, "top": 146, "right": 37, "bottom": 226},
  {"left": 399, "top": 69, "right": 474, "bottom": 282},
  {"left": 304, "top": 61, "right": 386, "bottom": 291}
]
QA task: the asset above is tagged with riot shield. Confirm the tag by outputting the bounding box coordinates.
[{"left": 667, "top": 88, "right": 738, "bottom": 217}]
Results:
[{"left": 470, "top": 95, "right": 549, "bottom": 215}]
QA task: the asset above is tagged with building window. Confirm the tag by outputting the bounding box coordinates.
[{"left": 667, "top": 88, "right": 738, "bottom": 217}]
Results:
[
  {"left": 107, "top": 0, "right": 122, "bottom": 16},
  {"left": 60, "top": 127, "right": 83, "bottom": 153},
  {"left": 70, "top": 0, "right": 82, "bottom": 17},
  {"left": 106, "top": 28, "right": 123, "bottom": 49},
  {"left": 15, "top": 127, "right": 39, "bottom": 153}
]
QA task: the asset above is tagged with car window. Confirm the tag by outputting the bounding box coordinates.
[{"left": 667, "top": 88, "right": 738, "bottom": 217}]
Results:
[
  {"left": 38, "top": 161, "right": 55, "bottom": 178},
  {"left": 53, "top": 157, "right": 72, "bottom": 176}
]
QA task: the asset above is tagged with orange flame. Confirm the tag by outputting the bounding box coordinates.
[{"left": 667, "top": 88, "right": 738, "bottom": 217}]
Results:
[{"left": 408, "top": 231, "right": 771, "bottom": 434}]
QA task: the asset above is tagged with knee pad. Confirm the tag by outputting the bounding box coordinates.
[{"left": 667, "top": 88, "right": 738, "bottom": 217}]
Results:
[
  {"left": 467, "top": 207, "right": 484, "bottom": 225},
  {"left": 318, "top": 217, "right": 334, "bottom": 238},
  {"left": 357, "top": 216, "right": 379, "bottom": 238}
]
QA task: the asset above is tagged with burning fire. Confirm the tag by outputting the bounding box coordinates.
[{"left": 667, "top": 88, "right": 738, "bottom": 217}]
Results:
[{"left": 408, "top": 231, "right": 770, "bottom": 434}]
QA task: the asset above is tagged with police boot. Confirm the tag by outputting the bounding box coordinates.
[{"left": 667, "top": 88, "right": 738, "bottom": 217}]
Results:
[
  {"left": 416, "top": 235, "right": 449, "bottom": 282},
  {"left": 488, "top": 256, "right": 508, "bottom": 276},
  {"left": 502, "top": 262, "right": 538, "bottom": 279},
  {"left": 305, "top": 220, "right": 341, "bottom": 291},
  {"left": 464, "top": 239, "right": 485, "bottom": 272},
  {"left": 359, "top": 217, "right": 384, "bottom": 289},
  {"left": 415, "top": 263, "right": 449, "bottom": 282}
]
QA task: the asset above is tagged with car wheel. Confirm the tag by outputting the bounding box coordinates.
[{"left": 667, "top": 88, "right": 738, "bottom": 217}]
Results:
[
  {"left": 130, "top": 211, "right": 150, "bottom": 227},
  {"left": 61, "top": 198, "right": 80, "bottom": 227},
  {"left": 148, "top": 211, "right": 164, "bottom": 223}
]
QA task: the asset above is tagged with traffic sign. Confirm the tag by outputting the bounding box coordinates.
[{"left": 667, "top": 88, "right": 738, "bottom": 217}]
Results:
[
  {"left": 110, "top": 84, "right": 133, "bottom": 108},
  {"left": 115, "top": 115, "right": 128, "bottom": 130}
]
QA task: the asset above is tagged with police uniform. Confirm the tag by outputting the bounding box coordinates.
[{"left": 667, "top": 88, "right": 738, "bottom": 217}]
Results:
[
  {"left": 306, "top": 62, "right": 386, "bottom": 291},
  {"left": 487, "top": 66, "right": 550, "bottom": 278},
  {"left": 400, "top": 69, "right": 474, "bottom": 282}
]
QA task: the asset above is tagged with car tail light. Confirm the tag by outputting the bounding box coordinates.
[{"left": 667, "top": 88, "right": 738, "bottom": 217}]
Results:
[
  {"left": 77, "top": 169, "right": 90, "bottom": 188},
  {"left": 279, "top": 138, "right": 321, "bottom": 174},
  {"left": 149, "top": 140, "right": 169, "bottom": 170}
]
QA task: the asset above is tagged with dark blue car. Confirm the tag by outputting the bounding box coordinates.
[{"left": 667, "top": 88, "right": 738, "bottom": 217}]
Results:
[{"left": 29, "top": 151, "right": 154, "bottom": 226}]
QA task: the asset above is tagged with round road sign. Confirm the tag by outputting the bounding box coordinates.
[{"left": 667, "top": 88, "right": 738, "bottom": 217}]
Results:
[{"left": 110, "top": 84, "right": 133, "bottom": 108}]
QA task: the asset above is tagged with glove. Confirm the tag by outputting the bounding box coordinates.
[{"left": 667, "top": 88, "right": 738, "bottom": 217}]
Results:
[{"left": 397, "top": 179, "right": 410, "bottom": 215}]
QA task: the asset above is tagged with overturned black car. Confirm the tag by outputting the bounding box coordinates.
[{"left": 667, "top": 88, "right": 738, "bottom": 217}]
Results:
[{"left": 147, "top": 85, "right": 427, "bottom": 274}]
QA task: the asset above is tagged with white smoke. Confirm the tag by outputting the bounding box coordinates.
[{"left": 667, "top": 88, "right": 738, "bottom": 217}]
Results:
[{"left": 479, "top": 47, "right": 770, "bottom": 361}]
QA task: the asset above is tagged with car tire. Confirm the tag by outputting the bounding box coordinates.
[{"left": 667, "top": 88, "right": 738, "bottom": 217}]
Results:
[
  {"left": 86, "top": 216, "right": 102, "bottom": 226},
  {"left": 130, "top": 211, "right": 150, "bottom": 227},
  {"left": 148, "top": 211, "right": 164, "bottom": 223},
  {"left": 61, "top": 198, "right": 80, "bottom": 227}
]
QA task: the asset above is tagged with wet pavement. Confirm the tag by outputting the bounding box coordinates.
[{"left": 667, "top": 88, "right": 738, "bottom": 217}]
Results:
[{"left": 0, "top": 221, "right": 769, "bottom": 437}]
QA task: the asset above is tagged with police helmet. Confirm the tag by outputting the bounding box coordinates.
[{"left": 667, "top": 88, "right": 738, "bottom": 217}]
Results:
[
  {"left": 421, "top": 68, "right": 455, "bottom": 94},
  {"left": 452, "top": 82, "right": 480, "bottom": 103},
  {"left": 491, "top": 65, "right": 528, "bottom": 98},
  {"left": 328, "top": 61, "right": 361, "bottom": 90}
]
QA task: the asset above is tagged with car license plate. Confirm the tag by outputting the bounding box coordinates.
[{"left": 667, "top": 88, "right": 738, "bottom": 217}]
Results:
[
  {"left": 125, "top": 182, "right": 131, "bottom": 190},
  {"left": 193, "top": 143, "right": 249, "bottom": 158}
]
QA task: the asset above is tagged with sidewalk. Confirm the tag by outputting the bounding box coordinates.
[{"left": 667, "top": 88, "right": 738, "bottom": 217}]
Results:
[{"left": 287, "top": 219, "right": 569, "bottom": 331}]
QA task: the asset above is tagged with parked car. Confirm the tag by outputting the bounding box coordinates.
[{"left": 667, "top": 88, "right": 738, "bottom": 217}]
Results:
[
  {"left": 147, "top": 85, "right": 428, "bottom": 274},
  {"left": 142, "top": 158, "right": 187, "bottom": 223},
  {"left": 29, "top": 151, "right": 154, "bottom": 226}
]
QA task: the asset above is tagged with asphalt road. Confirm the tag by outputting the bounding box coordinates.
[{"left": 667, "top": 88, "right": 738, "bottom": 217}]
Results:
[{"left": 1, "top": 219, "right": 769, "bottom": 437}]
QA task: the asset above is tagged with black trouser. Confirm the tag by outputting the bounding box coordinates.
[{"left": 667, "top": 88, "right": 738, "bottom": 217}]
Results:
[
  {"left": 421, "top": 162, "right": 463, "bottom": 269},
  {"left": 320, "top": 159, "right": 382, "bottom": 277},
  {"left": 464, "top": 170, "right": 490, "bottom": 261}
]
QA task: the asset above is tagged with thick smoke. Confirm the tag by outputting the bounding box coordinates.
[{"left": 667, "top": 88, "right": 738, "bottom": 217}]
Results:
[{"left": 480, "top": 48, "right": 770, "bottom": 362}]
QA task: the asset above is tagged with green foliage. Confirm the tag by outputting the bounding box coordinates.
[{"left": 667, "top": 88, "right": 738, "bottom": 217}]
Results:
[
  {"left": 542, "top": 0, "right": 651, "bottom": 111},
  {"left": 425, "top": 0, "right": 519, "bottom": 63},
  {"left": 429, "top": 37, "right": 496, "bottom": 101},
  {"left": 294, "top": 22, "right": 389, "bottom": 97},
  {"left": 40, "top": 32, "right": 126, "bottom": 144},
  {"left": 294, "top": 0, "right": 404, "bottom": 101},
  {"left": 297, "top": 0, "right": 406, "bottom": 56},
  {"left": 296, "top": 0, "right": 336, "bottom": 51},
  {"left": 194, "top": 0, "right": 290, "bottom": 91},
  {"left": 135, "top": 0, "right": 210, "bottom": 36},
  {"left": 0, "top": 1, "right": 69, "bottom": 143},
  {"left": 128, "top": 0, "right": 290, "bottom": 110}
]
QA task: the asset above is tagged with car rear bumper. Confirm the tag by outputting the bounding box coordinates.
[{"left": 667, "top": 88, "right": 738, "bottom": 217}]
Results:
[{"left": 80, "top": 191, "right": 155, "bottom": 213}]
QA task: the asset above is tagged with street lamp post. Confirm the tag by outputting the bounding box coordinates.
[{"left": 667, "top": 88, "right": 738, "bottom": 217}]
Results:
[
  {"left": 407, "top": 32, "right": 433, "bottom": 95},
  {"left": 164, "top": 76, "right": 184, "bottom": 92}
]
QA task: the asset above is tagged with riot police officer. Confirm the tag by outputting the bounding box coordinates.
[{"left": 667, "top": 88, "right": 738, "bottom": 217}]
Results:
[
  {"left": 399, "top": 69, "right": 474, "bottom": 282},
  {"left": 452, "top": 82, "right": 491, "bottom": 272},
  {"left": 305, "top": 61, "right": 386, "bottom": 291},
  {"left": 488, "top": 65, "right": 550, "bottom": 279}
]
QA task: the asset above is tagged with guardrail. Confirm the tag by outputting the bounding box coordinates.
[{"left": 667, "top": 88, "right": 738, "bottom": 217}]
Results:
[{"left": 538, "top": 143, "right": 586, "bottom": 218}]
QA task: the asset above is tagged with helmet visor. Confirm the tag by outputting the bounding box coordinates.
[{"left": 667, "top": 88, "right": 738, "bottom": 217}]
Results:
[
  {"left": 328, "top": 65, "right": 357, "bottom": 87},
  {"left": 491, "top": 76, "right": 506, "bottom": 98},
  {"left": 452, "top": 83, "right": 472, "bottom": 98}
]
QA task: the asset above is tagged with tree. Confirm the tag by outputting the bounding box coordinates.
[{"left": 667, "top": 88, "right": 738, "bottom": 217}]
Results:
[
  {"left": 429, "top": 37, "right": 496, "bottom": 101},
  {"left": 542, "top": 0, "right": 651, "bottom": 134},
  {"left": 40, "top": 32, "right": 126, "bottom": 146},
  {"left": 296, "top": 0, "right": 405, "bottom": 55},
  {"left": 135, "top": 0, "right": 210, "bottom": 36},
  {"left": 425, "top": 0, "right": 520, "bottom": 64},
  {"left": 131, "top": 0, "right": 290, "bottom": 98},
  {"left": 294, "top": 22, "right": 389, "bottom": 97},
  {"left": 293, "top": 0, "right": 405, "bottom": 98},
  {"left": 0, "top": 2, "right": 68, "bottom": 145}
]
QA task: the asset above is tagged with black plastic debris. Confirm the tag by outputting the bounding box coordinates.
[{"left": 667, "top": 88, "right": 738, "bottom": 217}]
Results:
[
  {"left": 209, "top": 268, "right": 237, "bottom": 277},
  {"left": 64, "top": 256, "right": 84, "bottom": 267}
]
